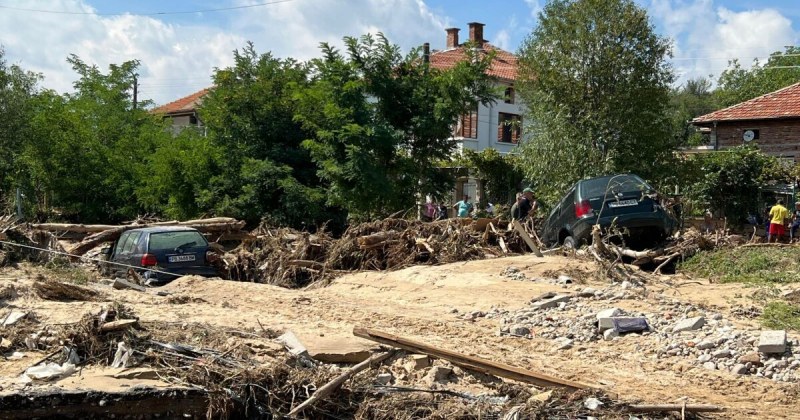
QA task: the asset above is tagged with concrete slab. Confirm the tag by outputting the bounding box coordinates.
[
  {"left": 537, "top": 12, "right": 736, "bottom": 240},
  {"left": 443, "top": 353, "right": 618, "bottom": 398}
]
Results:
[
  {"left": 672, "top": 316, "right": 705, "bottom": 333},
  {"left": 297, "top": 334, "right": 379, "bottom": 363},
  {"left": 758, "top": 330, "right": 787, "bottom": 354},
  {"left": 532, "top": 294, "right": 571, "bottom": 310},
  {"left": 2, "top": 310, "right": 28, "bottom": 327}
]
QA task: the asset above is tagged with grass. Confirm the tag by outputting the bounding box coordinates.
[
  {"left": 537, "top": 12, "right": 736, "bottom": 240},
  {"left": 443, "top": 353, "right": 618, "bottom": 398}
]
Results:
[
  {"left": 37, "top": 259, "right": 98, "bottom": 285},
  {"left": 679, "top": 247, "right": 800, "bottom": 284},
  {"left": 761, "top": 301, "right": 800, "bottom": 331}
]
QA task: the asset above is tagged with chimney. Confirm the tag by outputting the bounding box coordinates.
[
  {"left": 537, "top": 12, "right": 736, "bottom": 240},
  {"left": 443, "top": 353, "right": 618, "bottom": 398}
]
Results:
[
  {"left": 468, "top": 22, "right": 485, "bottom": 46},
  {"left": 446, "top": 28, "right": 460, "bottom": 49},
  {"left": 423, "top": 43, "right": 430, "bottom": 63}
]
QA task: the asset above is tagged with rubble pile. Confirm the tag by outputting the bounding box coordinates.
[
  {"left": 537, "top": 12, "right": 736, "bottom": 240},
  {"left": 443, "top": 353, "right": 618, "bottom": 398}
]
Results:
[{"left": 489, "top": 276, "right": 800, "bottom": 383}]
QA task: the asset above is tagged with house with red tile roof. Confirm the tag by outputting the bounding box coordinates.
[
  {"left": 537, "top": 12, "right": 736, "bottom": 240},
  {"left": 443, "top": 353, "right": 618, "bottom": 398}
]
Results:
[
  {"left": 152, "top": 88, "right": 210, "bottom": 136},
  {"left": 428, "top": 22, "right": 524, "bottom": 204},
  {"left": 692, "top": 82, "right": 800, "bottom": 162}
]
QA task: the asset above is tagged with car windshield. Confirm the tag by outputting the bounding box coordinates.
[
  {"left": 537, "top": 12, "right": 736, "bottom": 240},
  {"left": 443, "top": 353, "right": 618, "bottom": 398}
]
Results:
[
  {"left": 580, "top": 175, "right": 650, "bottom": 198},
  {"left": 148, "top": 231, "right": 207, "bottom": 251}
]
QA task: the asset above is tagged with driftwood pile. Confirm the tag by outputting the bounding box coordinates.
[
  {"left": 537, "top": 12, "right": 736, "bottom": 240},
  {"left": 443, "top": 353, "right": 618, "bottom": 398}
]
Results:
[{"left": 224, "top": 218, "right": 534, "bottom": 288}]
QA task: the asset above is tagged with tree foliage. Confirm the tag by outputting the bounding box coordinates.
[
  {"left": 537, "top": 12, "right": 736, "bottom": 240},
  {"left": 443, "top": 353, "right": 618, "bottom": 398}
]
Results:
[
  {"left": 459, "top": 149, "right": 524, "bottom": 206},
  {"left": 517, "top": 0, "right": 675, "bottom": 203},
  {"left": 295, "top": 34, "right": 498, "bottom": 220},
  {"left": 669, "top": 77, "right": 718, "bottom": 146},
  {"left": 716, "top": 46, "right": 800, "bottom": 108}
]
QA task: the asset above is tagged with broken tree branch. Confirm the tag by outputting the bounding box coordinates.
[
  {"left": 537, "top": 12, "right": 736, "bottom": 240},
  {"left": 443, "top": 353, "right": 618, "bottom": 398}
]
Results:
[
  {"left": 353, "top": 327, "right": 590, "bottom": 391},
  {"left": 288, "top": 350, "right": 397, "bottom": 416}
]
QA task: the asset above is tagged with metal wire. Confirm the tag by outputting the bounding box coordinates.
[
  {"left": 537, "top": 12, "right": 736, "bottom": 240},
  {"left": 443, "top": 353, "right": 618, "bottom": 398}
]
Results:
[{"left": 0, "top": 238, "right": 187, "bottom": 278}]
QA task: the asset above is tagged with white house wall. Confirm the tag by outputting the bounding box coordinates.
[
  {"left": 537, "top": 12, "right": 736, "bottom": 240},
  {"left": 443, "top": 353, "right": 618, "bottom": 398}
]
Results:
[{"left": 453, "top": 88, "right": 525, "bottom": 155}]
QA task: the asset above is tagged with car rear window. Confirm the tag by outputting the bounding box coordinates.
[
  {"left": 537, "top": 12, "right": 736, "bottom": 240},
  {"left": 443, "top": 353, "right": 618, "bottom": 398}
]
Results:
[
  {"left": 148, "top": 231, "right": 207, "bottom": 251},
  {"left": 580, "top": 175, "right": 650, "bottom": 198}
]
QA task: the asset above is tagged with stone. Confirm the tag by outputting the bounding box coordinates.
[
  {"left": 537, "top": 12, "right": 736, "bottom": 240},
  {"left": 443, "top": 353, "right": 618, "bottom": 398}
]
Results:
[
  {"left": 603, "top": 329, "right": 620, "bottom": 341},
  {"left": 696, "top": 340, "right": 716, "bottom": 350},
  {"left": 528, "top": 390, "right": 553, "bottom": 404},
  {"left": 702, "top": 361, "right": 717, "bottom": 370},
  {"left": 509, "top": 324, "right": 531, "bottom": 336},
  {"left": 672, "top": 316, "right": 705, "bottom": 333},
  {"left": 596, "top": 308, "right": 622, "bottom": 320},
  {"left": 731, "top": 364, "right": 748, "bottom": 375},
  {"left": 739, "top": 352, "right": 762, "bottom": 365},
  {"left": 713, "top": 349, "right": 732, "bottom": 359},
  {"left": 299, "top": 334, "right": 378, "bottom": 363},
  {"left": 532, "top": 295, "right": 571, "bottom": 310},
  {"left": 554, "top": 338, "right": 574, "bottom": 350},
  {"left": 758, "top": 330, "right": 787, "bottom": 354},
  {"left": 406, "top": 354, "right": 431, "bottom": 371},
  {"left": 375, "top": 373, "right": 393, "bottom": 385},
  {"left": 578, "top": 287, "right": 597, "bottom": 297},
  {"left": 424, "top": 366, "right": 453, "bottom": 384},
  {"left": 2, "top": 310, "right": 28, "bottom": 327},
  {"left": 621, "top": 281, "right": 633, "bottom": 289},
  {"left": 698, "top": 354, "right": 712, "bottom": 363}
]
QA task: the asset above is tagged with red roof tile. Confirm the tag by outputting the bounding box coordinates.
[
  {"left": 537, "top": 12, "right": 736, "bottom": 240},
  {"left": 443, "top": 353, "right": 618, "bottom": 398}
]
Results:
[
  {"left": 152, "top": 88, "right": 210, "bottom": 115},
  {"left": 429, "top": 44, "right": 517, "bottom": 81},
  {"left": 693, "top": 82, "right": 800, "bottom": 124}
]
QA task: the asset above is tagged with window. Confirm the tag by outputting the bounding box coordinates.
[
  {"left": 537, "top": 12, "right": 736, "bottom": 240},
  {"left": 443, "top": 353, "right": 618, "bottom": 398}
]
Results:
[
  {"left": 504, "top": 86, "right": 515, "bottom": 104},
  {"left": 454, "top": 107, "right": 478, "bottom": 138},
  {"left": 148, "top": 231, "right": 208, "bottom": 251},
  {"left": 189, "top": 115, "right": 198, "bottom": 125},
  {"left": 498, "top": 113, "right": 522, "bottom": 143}
]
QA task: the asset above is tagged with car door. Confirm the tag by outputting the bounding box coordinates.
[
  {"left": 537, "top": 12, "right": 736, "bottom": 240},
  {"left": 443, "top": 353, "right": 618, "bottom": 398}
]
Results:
[{"left": 113, "top": 231, "right": 142, "bottom": 267}]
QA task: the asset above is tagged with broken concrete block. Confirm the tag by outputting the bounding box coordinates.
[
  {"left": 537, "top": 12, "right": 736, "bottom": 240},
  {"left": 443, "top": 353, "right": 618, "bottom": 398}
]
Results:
[
  {"left": 2, "top": 310, "right": 28, "bottom": 327},
  {"left": 406, "top": 354, "right": 431, "bottom": 371},
  {"left": 300, "top": 335, "right": 377, "bottom": 363},
  {"left": 509, "top": 324, "right": 531, "bottom": 336},
  {"left": 527, "top": 390, "right": 553, "bottom": 404},
  {"left": 424, "top": 366, "right": 452, "bottom": 384},
  {"left": 375, "top": 373, "right": 393, "bottom": 385},
  {"left": 276, "top": 331, "right": 309, "bottom": 357},
  {"left": 532, "top": 294, "right": 570, "bottom": 310},
  {"left": 603, "top": 329, "right": 619, "bottom": 341},
  {"left": 597, "top": 316, "right": 647, "bottom": 332},
  {"left": 595, "top": 308, "right": 621, "bottom": 321},
  {"left": 758, "top": 330, "right": 787, "bottom": 354},
  {"left": 578, "top": 287, "right": 596, "bottom": 297},
  {"left": 672, "top": 316, "right": 705, "bottom": 333}
]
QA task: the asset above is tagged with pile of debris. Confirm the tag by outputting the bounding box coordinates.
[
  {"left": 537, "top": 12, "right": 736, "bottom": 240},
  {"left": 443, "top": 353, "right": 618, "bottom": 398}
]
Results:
[{"left": 486, "top": 277, "right": 799, "bottom": 382}]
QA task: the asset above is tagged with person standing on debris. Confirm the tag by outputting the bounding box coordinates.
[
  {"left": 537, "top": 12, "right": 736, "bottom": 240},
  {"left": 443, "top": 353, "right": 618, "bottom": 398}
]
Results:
[
  {"left": 700, "top": 211, "right": 715, "bottom": 233},
  {"left": 485, "top": 202, "right": 495, "bottom": 217},
  {"left": 453, "top": 195, "right": 473, "bottom": 218},
  {"left": 768, "top": 198, "right": 790, "bottom": 243},
  {"left": 791, "top": 202, "right": 800, "bottom": 240},
  {"left": 513, "top": 188, "right": 538, "bottom": 220}
]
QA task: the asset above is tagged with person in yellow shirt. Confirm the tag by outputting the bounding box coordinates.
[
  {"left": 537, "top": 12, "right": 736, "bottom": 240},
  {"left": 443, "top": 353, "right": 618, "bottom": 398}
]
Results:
[{"left": 768, "top": 198, "right": 790, "bottom": 243}]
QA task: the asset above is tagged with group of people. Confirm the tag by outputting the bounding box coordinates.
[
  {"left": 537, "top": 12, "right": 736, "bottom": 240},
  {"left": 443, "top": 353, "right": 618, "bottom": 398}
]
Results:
[
  {"left": 765, "top": 199, "right": 800, "bottom": 243},
  {"left": 424, "top": 187, "right": 538, "bottom": 220}
]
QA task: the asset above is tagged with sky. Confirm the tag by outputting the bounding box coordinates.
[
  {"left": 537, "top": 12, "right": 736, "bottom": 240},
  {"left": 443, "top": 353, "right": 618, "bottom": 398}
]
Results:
[{"left": 0, "top": 0, "right": 798, "bottom": 105}]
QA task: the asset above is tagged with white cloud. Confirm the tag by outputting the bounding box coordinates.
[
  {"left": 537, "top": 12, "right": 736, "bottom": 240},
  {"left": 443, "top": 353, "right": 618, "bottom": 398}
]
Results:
[
  {"left": 0, "top": 0, "right": 450, "bottom": 104},
  {"left": 648, "top": 0, "right": 798, "bottom": 85},
  {"left": 524, "top": 0, "right": 542, "bottom": 19}
]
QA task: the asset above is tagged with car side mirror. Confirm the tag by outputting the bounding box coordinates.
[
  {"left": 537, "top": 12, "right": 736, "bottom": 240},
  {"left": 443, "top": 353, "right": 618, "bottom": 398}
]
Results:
[{"left": 101, "top": 247, "right": 112, "bottom": 255}]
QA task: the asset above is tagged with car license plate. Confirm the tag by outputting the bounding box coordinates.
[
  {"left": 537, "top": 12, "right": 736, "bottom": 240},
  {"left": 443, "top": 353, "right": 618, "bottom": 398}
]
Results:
[
  {"left": 168, "top": 254, "right": 196, "bottom": 263},
  {"left": 608, "top": 199, "right": 638, "bottom": 208}
]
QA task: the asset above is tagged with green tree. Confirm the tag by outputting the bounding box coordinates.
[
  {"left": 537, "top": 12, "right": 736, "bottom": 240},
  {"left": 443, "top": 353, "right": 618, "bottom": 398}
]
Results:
[
  {"left": 295, "top": 34, "right": 497, "bottom": 220},
  {"left": 684, "top": 146, "right": 788, "bottom": 221},
  {"left": 195, "top": 43, "right": 342, "bottom": 229},
  {"left": 20, "top": 56, "right": 168, "bottom": 221},
  {"left": 517, "top": 0, "right": 675, "bottom": 203},
  {"left": 460, "top": 149, "right": 524, "bottom": 206},
  {"left": 669, "top": 77, "right": 718, "bottom": 146},
  {"left": 716, "top": 47, "right": 800, "bottom": 108},
  {"left": 0, "top": 47, "right": 41, "bottom": 209}
]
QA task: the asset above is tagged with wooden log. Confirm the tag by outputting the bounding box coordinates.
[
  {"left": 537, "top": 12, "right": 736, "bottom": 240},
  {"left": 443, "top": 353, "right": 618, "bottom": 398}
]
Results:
[
  {"left": 100, "top": 319, "right": 139, "bottom": 332},
  {"left": 113, "top": 278, "right": 145, "bottom": 292},
  {"left": 28, "top": 223, "right": 119, "bottom": 233},
  {"left": 512, "top": 220, "right": 543, "bottom": 257},
  {"left": 288, "top": 350, "right": 396, "bottom": 416},
  {"left": 288, "top": 260, "right": 326, "bottom": 270},
  {"left": 628, "top": 404, "right": 723, "bottom": 413},
  {"left": 357, "top": 232, "right": 399, "bottom": 248},
  {"left": 353, "top": 327, "right": 590, "bottom": 391}
]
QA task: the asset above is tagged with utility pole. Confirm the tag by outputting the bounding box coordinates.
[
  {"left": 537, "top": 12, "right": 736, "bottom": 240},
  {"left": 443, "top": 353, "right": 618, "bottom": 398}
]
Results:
[{"left": 132, "top": 74, "right": 138, "bottom": 110}]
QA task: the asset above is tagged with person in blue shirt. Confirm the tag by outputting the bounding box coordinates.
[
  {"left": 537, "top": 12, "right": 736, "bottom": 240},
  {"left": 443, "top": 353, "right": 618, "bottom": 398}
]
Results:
[{"left": 453, "top": 194, "right": 473, "bottom": 218}]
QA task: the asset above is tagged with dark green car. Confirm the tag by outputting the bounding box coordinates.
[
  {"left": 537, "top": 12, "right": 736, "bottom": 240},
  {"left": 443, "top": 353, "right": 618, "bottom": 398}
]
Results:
[{"left": 540, "top": 174, "right": 676, "bottom": 248}]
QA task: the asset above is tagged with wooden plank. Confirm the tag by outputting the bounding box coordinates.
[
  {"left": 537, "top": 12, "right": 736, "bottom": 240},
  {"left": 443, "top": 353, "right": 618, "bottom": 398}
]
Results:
[
  {"left": 512, "top": 220, "right": 543, "bottom": 257},
  {"left": 288, "top": 350, "right": 396, "bottom": 416},
  {"left": 498, "top": 237, "right": 508, "bottom": 254},
  {"left": 628, "top": 404, "right": 723, "bottom": 413},
  {"left": 353, "top": 327, "right": 590, "bottom": 391},
  {"left": 100, "top": 319, "right": 139, "bottom": 332}
]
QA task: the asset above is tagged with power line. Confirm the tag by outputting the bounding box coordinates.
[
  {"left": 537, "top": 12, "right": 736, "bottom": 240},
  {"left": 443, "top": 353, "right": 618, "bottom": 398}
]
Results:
[{"left": 0, "top": 0, "right": 294, "bottom": 16}]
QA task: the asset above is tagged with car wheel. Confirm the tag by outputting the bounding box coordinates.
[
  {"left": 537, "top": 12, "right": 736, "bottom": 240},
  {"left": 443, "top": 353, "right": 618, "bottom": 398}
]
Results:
[{"left": 563, "top": 236, "right": 576, "bottom": 249}]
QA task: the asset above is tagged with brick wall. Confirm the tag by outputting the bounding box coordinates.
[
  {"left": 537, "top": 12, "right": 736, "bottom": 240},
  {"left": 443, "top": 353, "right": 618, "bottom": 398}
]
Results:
[{"left": 715, "top": 119, "right": 800, "bottom": 161}]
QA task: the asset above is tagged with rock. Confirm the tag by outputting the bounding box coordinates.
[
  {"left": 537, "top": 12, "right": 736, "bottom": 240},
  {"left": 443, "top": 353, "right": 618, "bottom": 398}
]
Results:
[
  {"left": 583, "top": 397, "right": 604, "bottom": 410},
  {"left": 713, "top": 349, "right": 732, "bottom": 359},
  {"left": 698, "top": 354, "right": 712, "bottom": 363},
  {"left": 578, "top": 287, "right": 596, "bottom": 297},
  {"left": 2, "top": 310, "right": 28, "bottom": 327},
  {"left": 603, "top": 329, "right": 619, "bottom": 341},
  {"left": 375, "top": 373, "right": 393, "bottom": 385},
  {"left": 672, "top": 316, "right": 705, "bottom": 333},
  {"left": 696, "top": 340, "right": 716, "bottom": 350},
  {"left": 621, "top": 281, "right": 632, "bottom": 289},
  {"left": 758, "top": 330, "right": 787, "bottom": 354},
  {"left": 731, "top": 364, "right": 748, "bottom": 375},
  {"left": 596, "top": 308, "right": 622, "bottom": 320},
  {"left": 702, "top": 361, "right": 717, "bottom": 370},
  {"left": 300, "top": 334, "right": 378, "bottom": 363},
  {"left": 528, "top": 390, "right": 553, "bottom": 404},
  {"left": 739, "top": 352, "right": 762, "bottom": 365},
  {"left": 711, "top": 313, "right": 723, "bottom": 320},
  {"left": 424, "top": 366, "right": 452, "bottom": 384},
  {"left": 554, "top": 338, "right": 573, "bottom": 350},
  {"left": 532, "top": 295, "right": 571, "bottom": 310},
  {"left": 509, "top": 324, "right": 531, "bottom": 336},
  {"left": 406, "top": 354, "right": 431, "bottom": 371}
]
